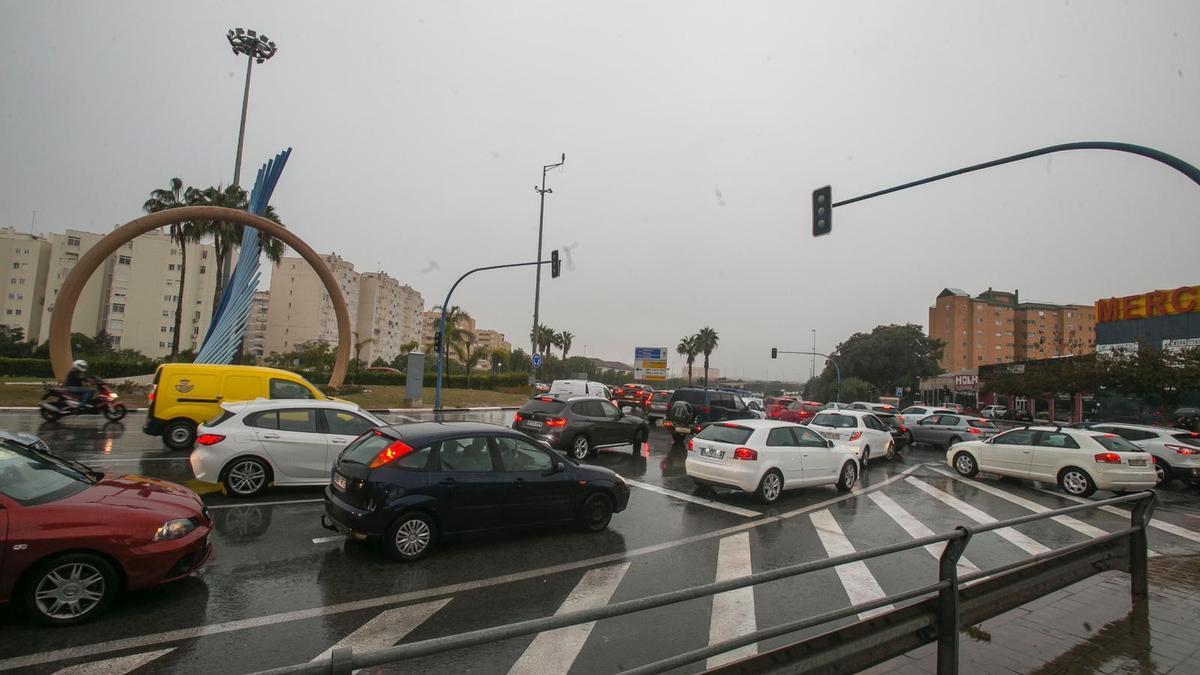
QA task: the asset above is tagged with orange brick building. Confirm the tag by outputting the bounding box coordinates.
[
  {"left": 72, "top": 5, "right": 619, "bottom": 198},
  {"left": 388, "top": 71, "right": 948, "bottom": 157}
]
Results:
[{"left": 929, "top": 288, "right": 1096, "bottom": 371}]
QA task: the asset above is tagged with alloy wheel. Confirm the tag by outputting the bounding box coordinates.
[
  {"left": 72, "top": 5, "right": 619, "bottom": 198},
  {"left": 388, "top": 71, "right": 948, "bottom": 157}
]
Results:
[
  {"left": 394, "top": 519, "right": 431, "bottom": 557},
  {"left": 1062, "top": 471, "right": 1088, "bottom": 495},
  {"left": 573, "top": 436, "right": 590, "bottom": 460},
  {"left": 955, "top": 454, "right": 975, "bottom": 475},
  {"left": 1155, "top": 463, "right": 1166, "bottom": 484},
  {"left": 843, "top": 463, "right": 858, "bottom": 488},
  {"left": 762, "top": 472, "right": 782, "bottom": 502},
  {"left": 228, "top": 460, "right": 266, "bottom": 495},
  {"left": 34, "top": 562, "right": 106, "bottom": 620}
]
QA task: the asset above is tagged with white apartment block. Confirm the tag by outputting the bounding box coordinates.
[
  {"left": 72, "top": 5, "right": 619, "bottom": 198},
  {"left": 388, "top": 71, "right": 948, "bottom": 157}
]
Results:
[
  {"left": 0, "top": 228, "right": 51, "bottom": 341},
  {"left": 264, "top": 254, "right": 360, "bottom": 355},
  {"left": 243, "top": 290, "right": 270, "bottom": 358},
  {"left": 356, "top": 272, "right": 424, "bottom": 364}
]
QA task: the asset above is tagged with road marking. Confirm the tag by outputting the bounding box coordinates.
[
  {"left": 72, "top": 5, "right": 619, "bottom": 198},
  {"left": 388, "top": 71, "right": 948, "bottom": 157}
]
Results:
[
  {"left": 906, "top": 478, "right": 1051, "bottom": 556},
  {"left": 865, "top": 491, "right": 978, "bottom": 574},
  {"left": 54, "top": 648, "right": 174, "bottom": 674},
  {"left": 810, "top": 510, "right": 891, "bottom": 619},
  {"left": 0, "top": 464, "right": 931, "bottom": 671},
  {"left": 1036, "top": 488, "right": 1200, "bottom": 545},
  {"left": 706, "top": 532, "right": 757, "bottom": 668},
  {"left": 624, "top": 479, "right": 761, "bottom": 518},
  {"left": 205, "top": 498, "right": 324, "bottom": 510},
  {"left": 70, "top": 457, "right": 185, "bottom": 463},
  {"left": 509, "top": 563, "right": 630, "bottom": 675},
  {"left": 312, "top": 535, "right": 346, "bottom": 545},
  {"left": 310, "top": 600, "right": 450, "bottom": 663}
]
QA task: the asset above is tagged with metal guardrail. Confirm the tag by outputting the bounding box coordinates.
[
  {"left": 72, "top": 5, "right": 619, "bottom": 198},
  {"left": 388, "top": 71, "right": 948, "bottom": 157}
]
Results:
[{"left": 254, "top": 490, "right": 1156, "bottom": 675}]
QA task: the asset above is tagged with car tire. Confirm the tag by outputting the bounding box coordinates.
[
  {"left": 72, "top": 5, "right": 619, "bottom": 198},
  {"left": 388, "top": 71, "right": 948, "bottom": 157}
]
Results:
[
  {"left": 1155, "top": 460, "right": 1173, "bottom": 487},
  {"left": 385, "top": 512, "right": 437, "bottom": 562},
  {"left": 24, "top": 553, "right": 119, "bottom": 626},
  {"left": 756, "top": 469, "right": 784, "bottom": 504},
  {"left": 163, "top": 420, "right": 197, "bottom": 451},
  {"left": 578, "top": 493, "right": 614, "bottom": 532},
  {"left": 222, "top": 456, "right": 271, "bottom": 498},
  {"left": 632, "top": 428, "right": 648, "bottom": 454},
  {"left": 1059, "top": 467, "right": 1097, "bottom": 498},
  {"left": 884, "top": 441, "right": 895, "bottom": 460},
  {"left": 905, "top": 431, "right": 915, "bottom": 447},
  {"left": 835, "top": 461, "right": 858, "bottom": 492},
  {"left": 947, "top": 435, "right": 963, "bottom": 450},
  {"left": 952, "top": 451, "right": 979, "bottom": 477},
  {"left": 571, "top": 434, "right": 592, "bottom": 460},
  {"left": 861, "top": 446, "right": 871, "bottom": 467}
]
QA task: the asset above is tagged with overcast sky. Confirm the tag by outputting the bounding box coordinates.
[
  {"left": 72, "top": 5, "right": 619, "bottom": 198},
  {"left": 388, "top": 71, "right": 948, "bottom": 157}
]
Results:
[{"left": 2, "top": 1, "right": 1197, "bottom": 381}]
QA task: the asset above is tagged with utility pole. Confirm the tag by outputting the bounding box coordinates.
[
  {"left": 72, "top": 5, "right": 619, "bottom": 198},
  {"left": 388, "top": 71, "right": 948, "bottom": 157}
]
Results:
[{"left": 529, "top": 153, "right": 565, "bottom": 383}]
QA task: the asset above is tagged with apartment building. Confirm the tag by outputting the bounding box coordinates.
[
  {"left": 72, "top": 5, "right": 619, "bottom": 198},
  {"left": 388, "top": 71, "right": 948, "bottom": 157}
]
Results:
[
  {"left": 420, "top": 310, "right": 477, "bottom": 353},
  {"left": 264, "top": 254, "right": 360, "bottom": 355},
  {"left": 242, "top": 290, "right": 270, "bottom": 359},
  {"left": 0, "top": 228, "right": 51, "bottom": 340},
  {"left": 39, "top": 229, "right": 109, "bottom": 340},
  {"left": 929, "top": 288, "right": 1096, "bottom": 371},
  {"left": 356, "top": 272, "right": 424, "bottom": 364}
]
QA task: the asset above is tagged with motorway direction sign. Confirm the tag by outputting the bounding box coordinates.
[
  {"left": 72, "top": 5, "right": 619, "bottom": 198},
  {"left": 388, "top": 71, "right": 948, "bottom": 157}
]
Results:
[{"left": 634, "top": 347, "right": 668, "bottom": 382}]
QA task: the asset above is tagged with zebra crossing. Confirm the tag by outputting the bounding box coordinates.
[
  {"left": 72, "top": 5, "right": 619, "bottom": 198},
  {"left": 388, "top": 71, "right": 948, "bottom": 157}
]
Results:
[{"left": 18, "top": 469, "right": 1200, "bottom": 675}]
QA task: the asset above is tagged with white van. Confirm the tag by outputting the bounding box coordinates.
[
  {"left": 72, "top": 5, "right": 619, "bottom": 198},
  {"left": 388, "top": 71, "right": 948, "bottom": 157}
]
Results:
[{"left": 548, "top": 379, "right": 612, "bottom": 399}]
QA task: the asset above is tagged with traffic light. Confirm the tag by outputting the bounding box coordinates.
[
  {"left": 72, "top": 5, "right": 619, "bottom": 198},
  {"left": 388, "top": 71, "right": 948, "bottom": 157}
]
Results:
[
  {"left": 812, "top": 185, "right": 832, "bottom": 237},
  {"left": 771, "top": 347, "right": 778, "bottom": 359},
  {"left": 550, "top": 250, "right": 561, "bottom": 278},
  {"left": 433, "top": 331, "right": 442, "bottom": 355}
]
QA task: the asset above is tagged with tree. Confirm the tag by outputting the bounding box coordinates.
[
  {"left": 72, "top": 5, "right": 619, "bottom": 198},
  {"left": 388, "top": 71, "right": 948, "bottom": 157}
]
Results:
[
  {"left": 530, "top": 324, "right": 557, "bottom": 358},
  {"left": 351, "top": 333, "right": 374, "bottom": 383},
  {"left": 695, "top": 327, "right": 720, "bottom": 386},
  {"left": 432, "top": 305, "right": 471, "bottom": 375},
  {"left": 0, "top": 326, "right": 28, "bottom": 357},
  {"left": 832, "top": 324, "right": 944, "bottom": 395},
  {"left": 677, "top": 335, "right": 699, "bottom": 385},
  {"left": 265, "top": 340, "right": 337, "bottom": 372},
  {"left": 144, "top": 177, "right": 201, "bottom": 357},
  {"left": 509, "top": 348, "right": 532, "bottom": 373},
  {"left": 453, "top": 331, "right": 482, "bottom": 387},
  {"left": 558, "top": 331, "right": 574, "bottom": 360}
]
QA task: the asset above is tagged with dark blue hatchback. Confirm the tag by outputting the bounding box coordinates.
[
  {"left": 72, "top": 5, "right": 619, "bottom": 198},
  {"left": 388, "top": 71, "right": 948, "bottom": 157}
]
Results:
[{"left": 323, "top": 421, "right": 631, "bottom": 561}]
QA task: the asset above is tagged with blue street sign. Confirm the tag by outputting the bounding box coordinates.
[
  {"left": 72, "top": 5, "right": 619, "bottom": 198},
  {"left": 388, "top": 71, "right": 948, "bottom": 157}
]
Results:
[
  {"left": 634, "top": 347, "right": 666, "bottom": 360},
  {"left": 532, "top": 354, "right": 543, "bottom": 368}
]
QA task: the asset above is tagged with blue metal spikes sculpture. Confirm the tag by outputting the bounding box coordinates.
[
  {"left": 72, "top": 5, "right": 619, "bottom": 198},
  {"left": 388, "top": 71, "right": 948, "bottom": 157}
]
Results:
[{"left": 194, "top": 148, "right": 291, "bottom": 364}]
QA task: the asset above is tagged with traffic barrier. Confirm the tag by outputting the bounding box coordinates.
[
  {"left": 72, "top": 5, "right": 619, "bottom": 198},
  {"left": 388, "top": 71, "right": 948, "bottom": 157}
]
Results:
[{"left": 251, "top": 491, "right": 1156, "bottom": 675}]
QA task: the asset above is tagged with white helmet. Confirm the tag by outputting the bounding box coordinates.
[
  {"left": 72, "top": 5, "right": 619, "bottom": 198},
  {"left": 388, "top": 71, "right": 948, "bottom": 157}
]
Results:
[{"left": 72, "top": 359, "right": 88, "bottom": 371}]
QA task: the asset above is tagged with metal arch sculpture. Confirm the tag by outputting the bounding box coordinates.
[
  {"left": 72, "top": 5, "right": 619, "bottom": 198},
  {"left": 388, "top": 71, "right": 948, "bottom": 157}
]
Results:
[{"left": 47, "top": 206, "right": 352, "bottom": 386}]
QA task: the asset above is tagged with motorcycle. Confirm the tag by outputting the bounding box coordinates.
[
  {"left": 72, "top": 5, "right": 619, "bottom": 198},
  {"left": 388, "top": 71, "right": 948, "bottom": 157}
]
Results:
[{"left": 40, "top": 378, "right": 128, "bottom": 422}]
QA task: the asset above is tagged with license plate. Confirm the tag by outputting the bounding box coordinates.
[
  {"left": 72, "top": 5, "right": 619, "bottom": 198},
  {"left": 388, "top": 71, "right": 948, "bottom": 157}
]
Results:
[
  {"left": 332, "top": 473, "right": 347, "bottom": 491},
  {"left": 821, "top": 431, "right": 840, "bottom": 440},
  {"left": 700, "top": 447, "right": 724, "bottom": 459},
  {"left": 525, "top": 420, "right": 543, "bottom": 428},
  {"left": 1128, "top": 458, "right": 1148, "bottom": 466}
]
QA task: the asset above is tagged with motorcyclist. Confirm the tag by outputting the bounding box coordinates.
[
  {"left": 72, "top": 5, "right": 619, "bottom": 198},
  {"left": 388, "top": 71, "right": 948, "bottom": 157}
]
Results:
[{"left": 63, "top": 359, "right": 96, "bottom": 408}]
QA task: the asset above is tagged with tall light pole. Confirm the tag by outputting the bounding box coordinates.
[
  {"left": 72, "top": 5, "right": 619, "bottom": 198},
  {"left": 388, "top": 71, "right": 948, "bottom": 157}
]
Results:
[
  {"left": 810, "top": 329, "right": 816, "bottom": 383},
  {"left": 529, "top": 153, "right": 565, "bottom": 383},
  {"left": 225, "top": 28, "right": 277, "bottom": 286}
]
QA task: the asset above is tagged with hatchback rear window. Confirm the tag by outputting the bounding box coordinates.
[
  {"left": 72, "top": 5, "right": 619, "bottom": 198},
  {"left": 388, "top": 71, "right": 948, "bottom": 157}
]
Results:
[
  {"left": 652, "top": 392, "right": 671, "bottom": 401},
  {"left": 206, "top": 409, "right": 236, "bottom": 427},
  {"left": 1093, "top": 434, "right": 1144, "bottom": 453},
  {"left": 339, "top": 433, "right": 395, "bottom": 465},
  {"left": 520, "top": 398, "right": 567, "bottom": 414},
  {"left": 972, "top": 419, "right": 997, "bottom": 429},
  {"left": 811, "top": 413, "right": 857, "bottom": 429},
  {"left": 695, "top": 424, "right": 753, "bottom": 445},
  {"left": 1171, "top": 433, "right": 1200, "bottom": 448}
]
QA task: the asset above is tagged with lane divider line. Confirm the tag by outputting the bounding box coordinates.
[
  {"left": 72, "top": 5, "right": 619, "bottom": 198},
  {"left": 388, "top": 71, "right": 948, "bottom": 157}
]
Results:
[
  {"left": 312, "top": 535, "right": 346, "bottom": 545},
  {"left": 53, "top": 648, "right": 175, "bottom": 675},
  {"left": 624, "top": 479, "right": 762, "bottom": 518},
  {"left": 206, "top": 498, "right": 324, "bottom": 510}
]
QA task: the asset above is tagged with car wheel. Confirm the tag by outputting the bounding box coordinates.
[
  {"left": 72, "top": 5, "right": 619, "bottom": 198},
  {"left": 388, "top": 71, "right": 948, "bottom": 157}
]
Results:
[
  {"left": 24, "top": 553, "right": 118, "bottom": 626},
  {"left": 884, "top": 441, "right": 895, "bottom": 460},
  {"left": 905, "top": 431, "right": 914, "bottom": 447},
  {"left": 953, "top": 451, "right": 979, "bottom": 477},
  {"left": 1059, "top": 467, "right": 1097, "bottom": 497},
  {"left": 385, "top": 512, "right": 437, "bottom": 561},
  {"left": 1155, "top": 460, "right": 1173, "bottom": 487},
  {"left": 578, "top": 493, "right": 614, "bottom": 532},
  {"left": 861, "top": 446, "right": 871, "bottom": 467},
  {"left": 571, "top": 435, "right": 592, "bottom": 460},
  {"left": 756, "top": 469, "right": 784, "bottom": 504},
  {"left": 836, "top": 461, "right": 858, "bottom": 492},
  {"left": 163, "top": 420, "right": 197, "bottom": 450},
  {"left": 947, "top": 435, "right": 963, "bottom": 450},
  {"left": 632, "top": 428, "right": 648, "bottom": 454},
  {"left": 223, "top": 457, "right": 271, "bottom": 497}
]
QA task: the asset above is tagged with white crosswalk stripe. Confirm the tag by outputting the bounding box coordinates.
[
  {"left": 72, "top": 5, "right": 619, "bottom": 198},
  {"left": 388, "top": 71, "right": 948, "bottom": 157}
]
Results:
[
  {"left": 866, "top": 491, "right": 979, "bottom": 574},
  {"left": 706, "top": 532, "right": 758, "bottom": 669},
  {"left": 905, "top": 477, "right": 1051, "bottom": 555},
  {"left": 54, "top": 649, "right": 174, "bottom": 674},
  {"left": 810, "top": 510, "right": 892, "bottom": 620},
  {"left": 310, "top": 599, "right": 450, "bottom": 664},
  {"left": 1037, "top": 488, "right": 1200, "bottom": 544},
  {"left": 509, "top": 563, "right": 630, "bottom": 675}
]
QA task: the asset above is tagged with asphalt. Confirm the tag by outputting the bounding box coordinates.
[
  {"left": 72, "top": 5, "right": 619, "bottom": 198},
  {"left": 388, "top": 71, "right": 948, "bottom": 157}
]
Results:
[{"left": 2, "top": 411, "right": 1200, "bottom": 674}]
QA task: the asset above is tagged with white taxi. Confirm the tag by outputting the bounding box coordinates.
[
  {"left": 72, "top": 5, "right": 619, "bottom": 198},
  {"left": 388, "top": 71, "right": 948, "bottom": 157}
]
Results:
[{"left": 947, "top": 426, "right": 1157, "bottom": 497}]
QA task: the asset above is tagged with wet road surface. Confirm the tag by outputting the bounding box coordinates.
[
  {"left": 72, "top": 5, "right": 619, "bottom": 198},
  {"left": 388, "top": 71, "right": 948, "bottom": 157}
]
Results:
[{"left": 2, "top": 411, "right": 1200, "bottom": 673}]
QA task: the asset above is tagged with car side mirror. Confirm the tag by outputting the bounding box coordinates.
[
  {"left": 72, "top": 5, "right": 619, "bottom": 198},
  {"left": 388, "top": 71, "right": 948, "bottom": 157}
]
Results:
[
  {"left": 825, "top": 439, "right": 834, "bottom": 448},
  {"left": 552, "top": 461, "right": 565, "bottom": 473}
]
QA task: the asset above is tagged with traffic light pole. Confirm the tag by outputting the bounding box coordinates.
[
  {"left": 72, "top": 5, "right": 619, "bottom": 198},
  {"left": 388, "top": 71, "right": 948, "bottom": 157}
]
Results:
[
  {"left": 773, "top": 349, "right": 841, "bottom": 402},
  {"left": 435, "top": 259, "right": 555, "bottom": 418}
]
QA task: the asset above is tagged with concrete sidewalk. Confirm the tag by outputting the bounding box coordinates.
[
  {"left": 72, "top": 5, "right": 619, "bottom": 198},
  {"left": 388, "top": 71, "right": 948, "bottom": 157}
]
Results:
[{"left": 867, "top": 554, "right": 1200, "bottom": 674}]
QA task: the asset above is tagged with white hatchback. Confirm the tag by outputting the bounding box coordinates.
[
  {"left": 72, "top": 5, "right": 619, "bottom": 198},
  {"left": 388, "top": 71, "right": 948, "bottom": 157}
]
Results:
[
  {"left": 190, "top": 399, "right": 390, "bottom": 497},
  {"left": 1085, "top": 422, "right": 1200, "bottom": 487},
  {"left": 805, "top": 410, "right": 896, "bottom": 465},
  {"left": 947, "top": 426, "right": 1157, "bottom": 497},
  {"left": 685, "top": 419, "right": 859, "bottom": 504}
]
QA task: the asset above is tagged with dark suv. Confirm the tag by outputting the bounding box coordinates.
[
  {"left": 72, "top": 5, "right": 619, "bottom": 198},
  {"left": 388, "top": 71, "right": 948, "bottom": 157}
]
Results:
[
  {"left": 663, "top": 387, "right": 757, "bottom": 442},
  {"left": 513, "top": 396, "right": 649, "bottom": 460},
  {"left": 615, "top": 384, "right": 654, "bottom": 411}
]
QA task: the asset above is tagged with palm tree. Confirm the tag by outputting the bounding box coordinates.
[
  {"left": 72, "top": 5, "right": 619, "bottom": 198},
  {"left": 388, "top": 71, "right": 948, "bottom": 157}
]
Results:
[
  {"left": 453, "top": 332, "right": 487, "bottom": 388},
  {"left": 352, "top": 333, "right": 375, "bottom": 383},
  {"left": 143, "top": 178, "right": 197, "bottom": 357},
  {"left": 531, "top": 324, "right": 557, "bottom": 358},
  {"left": 695, "top": 327, "right": 720, "bottom": 386},
  {"left": 558, "top": 331, "right": 574, "bottom": 360},
  {"left": 185, "top": 185, "right": 287, "bottom": 315},
  {"left": 677, "top": 335, "right": 700, "bottom": 386},
  {"left": 433, "top": 305, "right": 470, "bottom": 375}
]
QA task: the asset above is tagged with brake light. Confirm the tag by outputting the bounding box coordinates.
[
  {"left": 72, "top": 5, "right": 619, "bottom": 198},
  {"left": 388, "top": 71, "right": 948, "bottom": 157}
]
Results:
[
  {"left": 702, "top": 407, "right": 711, "bottom": 414},
  {"left": 538, "top": 397, "right": 555, "bottom": 402},
  {"left": 720, "top": 423, "right": 742, "bottom": 428},
  {"left": 733, "top": 447, "right": 758, "bottom": 460},
  {"left": 899, "top": 425, "right": 907, "bottom": 433},
  {"left": 370, "top": 440, "right": 415, "bottom": 468},
  {"left": 687, "top": 438, "right": 695, "bottom": 452},
  {"left": 196, "top": 433, "right": 225, "bottom": 446},
  {"left": 544, "top": 417, "right": 568, "bottom": 428},
  {"left": 1093, "top": 452, "right": 1123, "bottom": 464},
  {"left": 513, "top": 413, "right": 524, "bottom": 423},
  {"left": 1166, "top": 444, "right": 1200, "bottom": 455},
  {"left": 849, "top": 431, "right": 862, "bottom": 441},
  {"left": 148, "top": 385, "right": 156, "bottom": 402},
  {"left": 967, "top": 427, "right": 981, "bottom": 434}
]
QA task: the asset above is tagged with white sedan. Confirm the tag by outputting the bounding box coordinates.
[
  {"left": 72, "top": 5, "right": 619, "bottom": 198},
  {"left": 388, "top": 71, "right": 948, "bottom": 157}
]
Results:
[
  {"left": 190, "top": 399, "right": 390, "bottom": 497},
  {"left": 685, "top": 419, "right": 859, "bottom": 504},
  {"left": 805, "top": 410, "right": 896, "bottom": 465},
  {"left": 947, "top": 426, "right": 1157, "bottom": 497}
]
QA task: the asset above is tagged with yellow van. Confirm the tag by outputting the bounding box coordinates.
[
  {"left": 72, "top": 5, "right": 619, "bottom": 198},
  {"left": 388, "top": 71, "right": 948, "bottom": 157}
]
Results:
[{"left": 144, "top": 363, "right": 328, "bottom": 449}]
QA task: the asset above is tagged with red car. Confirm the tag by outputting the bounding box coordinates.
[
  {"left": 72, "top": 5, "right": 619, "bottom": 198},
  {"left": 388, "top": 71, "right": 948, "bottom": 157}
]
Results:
[
  {"left": 0, "top": 440, "right": 212, "bottom": 625},
  {"left": 764, "top": 396, "right": 798, "bottom": 419},
  {"left": 775, "top": 400, "right": 824, "bottom": 424}
]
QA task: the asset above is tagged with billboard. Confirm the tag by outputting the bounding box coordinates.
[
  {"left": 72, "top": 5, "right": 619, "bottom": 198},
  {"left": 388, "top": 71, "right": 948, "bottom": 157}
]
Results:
[
  {"left": 634, "top": 347, "right": 668, "bottom": 381},
  {"left": 1095, "top": 285, "right": 1200, "bottom": 352}
]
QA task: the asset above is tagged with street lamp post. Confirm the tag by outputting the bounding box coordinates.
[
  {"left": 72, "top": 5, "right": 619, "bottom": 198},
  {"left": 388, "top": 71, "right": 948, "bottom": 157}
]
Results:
[
  {"left": 530, "top": 153, "right": 565, "bottom": 384},
  {"left": 774, "top": 348, "right": 841, "bottom": 402}
]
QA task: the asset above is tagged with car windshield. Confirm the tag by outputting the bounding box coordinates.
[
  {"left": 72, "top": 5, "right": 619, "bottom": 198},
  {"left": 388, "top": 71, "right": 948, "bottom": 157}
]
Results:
[
  {"left": 520, "top": 398, "right": 567, "bottom": 414},
  {"left": 1093, "top": 434, "right": 1144, "bottom": 453},
  {"left": 695, "top": 424, "right": 754, "bottom": 445},
  {"left": 971, "top": 419, "right": 997, "bottom": 429},
  {"left": 876, "top": 415, "right": 902, "bottom": 429},
  {"left": 0, "top": 440, "right": 92, "bottom": 506},
  {"left": 811, "top": 413, "right": 857, "bottom": 428}
]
